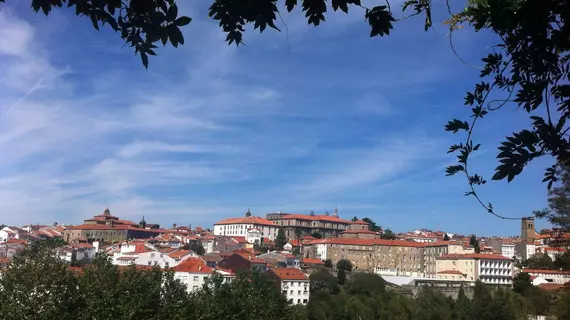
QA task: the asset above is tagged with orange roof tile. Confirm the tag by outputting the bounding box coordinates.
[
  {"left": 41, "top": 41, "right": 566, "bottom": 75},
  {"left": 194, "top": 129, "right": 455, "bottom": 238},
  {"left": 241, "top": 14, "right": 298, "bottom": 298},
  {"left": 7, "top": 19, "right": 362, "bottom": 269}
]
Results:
[
  {"left": 269, "top": 267, "right": 309, "bottom": 281},
  {"left": 172, "top": 258, "right": 213, "bottom": 273},
  {"left": 214, "top": 216, "right": 278, "bottom": 227},
  {"left": 66, "top": 224, "right": 159, "bottom": 232},
  {"left": 168, "top": 250, "right": 192, "bottom": 259},
  {"left": 522, "top": 268, "right": 570, "bottom": 275},
  {"left": 538, "top": 283, "right": 565, "bottom": 291},
  {"left": 351, "top": 219, "right": 370, "bottom": 225}
]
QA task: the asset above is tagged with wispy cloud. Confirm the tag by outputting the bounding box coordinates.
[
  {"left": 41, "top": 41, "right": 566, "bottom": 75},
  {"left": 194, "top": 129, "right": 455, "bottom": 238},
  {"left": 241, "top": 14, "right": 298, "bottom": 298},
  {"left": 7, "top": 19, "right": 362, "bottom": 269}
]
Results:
[{"left": 0, "top": 4, "right": 550, "bottom": 236}]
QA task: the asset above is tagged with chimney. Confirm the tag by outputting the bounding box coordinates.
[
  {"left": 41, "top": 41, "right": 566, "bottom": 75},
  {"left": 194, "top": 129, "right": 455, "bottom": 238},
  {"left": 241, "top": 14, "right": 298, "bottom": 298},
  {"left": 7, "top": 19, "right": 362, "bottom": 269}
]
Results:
[
  {"left": 198, "top": 265, "right": 202, "bottom": 271},
  {"left": 173, "top": 223, "right": 177, "bottom": 229}
]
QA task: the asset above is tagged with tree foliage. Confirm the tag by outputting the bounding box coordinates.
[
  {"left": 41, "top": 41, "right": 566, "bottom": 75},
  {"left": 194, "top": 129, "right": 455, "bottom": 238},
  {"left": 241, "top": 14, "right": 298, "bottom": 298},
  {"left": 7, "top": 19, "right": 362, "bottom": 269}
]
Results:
[
  {"left": 336, "top": 258, "right": 353, "bottom": 271},
  {"left": 535, "top": 162, "right": 570, "bottom": 232},
  {"left": 275, "top": 227, "right": 288, "bottom": 250},
  {"left": 469, "top": 235, "right": 481, "bottom": 253},
  {"left": 362, "top": 217, "right": 381, "bottom": 232},
  {"left": 0, "top": 244, "right": 565, "bottom": 320},
  {"left": 310, "top": 231, "right": 323, "bottom": 239},
  {"left": 381, "top": 229, "right": 397, "bottom": 240}
]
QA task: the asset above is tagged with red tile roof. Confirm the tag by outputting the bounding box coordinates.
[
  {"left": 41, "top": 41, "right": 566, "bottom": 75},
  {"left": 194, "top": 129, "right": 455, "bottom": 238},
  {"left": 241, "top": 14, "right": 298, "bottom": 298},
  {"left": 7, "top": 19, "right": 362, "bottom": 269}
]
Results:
[
  {"left": 269, "top": 267, "right": 309, "bottom": 281},
  {"left": 214, "top": 216, "right": 278, "bottom": 227},
  {"left": 301, "top": 258, "right": 325, "bottom": 265},
  {"left": 172, "top": 258, "right": 213, "bottom": 274},
  {"left": 71, "top": 243, "right": 94, "bottom": 249},
  {"left": 341, "top": 230, "right": 378, "bottom": 234},
  {"left": 168, "top": 250, "right": 192, "bottom": 260},
  {"left": 351, "top": 219, "right": 370, "bottom": 225},
  {"left": 522, "top": 268, "right": 570, "bottom": 275}
]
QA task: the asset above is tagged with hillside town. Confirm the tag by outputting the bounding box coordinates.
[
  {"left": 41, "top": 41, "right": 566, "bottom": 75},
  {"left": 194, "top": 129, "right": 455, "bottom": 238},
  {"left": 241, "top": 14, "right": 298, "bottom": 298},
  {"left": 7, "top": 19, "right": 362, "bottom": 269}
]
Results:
[{"left": 2, "top": 208, "right": 569, "bottom": 305}]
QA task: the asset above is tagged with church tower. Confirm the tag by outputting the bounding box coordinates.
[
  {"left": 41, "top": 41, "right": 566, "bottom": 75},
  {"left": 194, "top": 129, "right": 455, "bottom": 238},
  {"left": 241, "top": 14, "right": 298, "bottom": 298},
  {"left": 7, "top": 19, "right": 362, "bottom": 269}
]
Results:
[{"left": 521, "top": 217, "right": 536, "bottom": 243}]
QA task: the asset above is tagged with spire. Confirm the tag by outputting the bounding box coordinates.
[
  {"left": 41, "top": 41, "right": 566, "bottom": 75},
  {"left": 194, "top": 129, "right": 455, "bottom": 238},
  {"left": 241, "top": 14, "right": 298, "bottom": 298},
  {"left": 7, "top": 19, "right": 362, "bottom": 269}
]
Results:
[
  {"left": 103, "top": 208, "right": 111, "bottom": 216},
  {"left": 245, "top": 209, "right": 252, "bottom": 217},
  {"left": 333, "top": 206, "right": 339, "bottom": 217},
  {"left": 139, "top": 215, "right": 147, "bottom": 229}
]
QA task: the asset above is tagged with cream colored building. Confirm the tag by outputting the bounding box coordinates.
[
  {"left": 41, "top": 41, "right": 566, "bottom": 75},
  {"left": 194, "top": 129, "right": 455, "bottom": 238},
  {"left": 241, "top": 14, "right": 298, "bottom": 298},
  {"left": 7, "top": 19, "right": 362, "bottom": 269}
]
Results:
[
  {"left": 423, "top": 241, "right": 473, "bottom": 278},
  {"left": 436, "top": 253, "right": 513, "bottom": 285}
]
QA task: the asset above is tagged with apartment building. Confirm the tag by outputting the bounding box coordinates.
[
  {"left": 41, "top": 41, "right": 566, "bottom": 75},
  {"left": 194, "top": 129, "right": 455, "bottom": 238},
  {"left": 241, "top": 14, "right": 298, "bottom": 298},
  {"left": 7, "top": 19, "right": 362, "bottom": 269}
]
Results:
[
  {"left": 266, "top": 209, "right": 351, "bottom": 238},
  {"left": 436, "top": 254, "right": 513, "bottom": 285},
  {"left": 173, "top": 258, "right": 234, "bottom": 292},
  {"left": 487, "top": 238, "right": 516, "bottom": 258},
  {"left": 266, "top": 268, "right": 310, "bottom": 305},
  {"left": 423, "top": 241, "right": 473, "bottom": 278}
]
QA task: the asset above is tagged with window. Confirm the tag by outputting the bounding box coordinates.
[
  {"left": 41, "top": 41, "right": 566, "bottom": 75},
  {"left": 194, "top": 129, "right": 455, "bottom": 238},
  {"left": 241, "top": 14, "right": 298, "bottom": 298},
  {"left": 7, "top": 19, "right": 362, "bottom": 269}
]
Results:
[
  {"left": 193, "top": 285, "right": 198, "bottom": 290},
  {"left": 297, "top": 290, "right": 301, "bottom": 295},
  {"left": 194, "top": 276, "right": 199, "bottom": 281},
  {"left": 147, "top": 261, "right": 151, "bottom": 266},
  {"left": 297, "top": 299, "right": 301, "bottom": 304},
  {"left": 303, "top": 299, "right": 308, "bottom": 303}
]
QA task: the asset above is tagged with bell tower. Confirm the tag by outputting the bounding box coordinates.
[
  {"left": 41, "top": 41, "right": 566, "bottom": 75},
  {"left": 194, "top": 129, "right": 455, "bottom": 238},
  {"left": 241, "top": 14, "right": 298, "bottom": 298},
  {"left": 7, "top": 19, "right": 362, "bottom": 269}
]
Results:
[{"left": 521, "top": 217, "right": 536, "bottom": 243}]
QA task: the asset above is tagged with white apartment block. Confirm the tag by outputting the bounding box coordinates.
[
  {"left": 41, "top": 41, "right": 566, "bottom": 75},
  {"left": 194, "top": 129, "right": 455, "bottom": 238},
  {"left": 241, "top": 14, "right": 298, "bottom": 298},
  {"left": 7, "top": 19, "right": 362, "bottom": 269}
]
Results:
[
  {"left": 213, "top": 216, "right": 279, "bottom": 241},
  {"left": 437, "top": 254, "right": 513, "bottom": 285},
  {"left": 266, "top": 268, "right": 310, "bottom": 305},
  {"left": 172, "top": 258, "right": 233, "bottom": 292}
]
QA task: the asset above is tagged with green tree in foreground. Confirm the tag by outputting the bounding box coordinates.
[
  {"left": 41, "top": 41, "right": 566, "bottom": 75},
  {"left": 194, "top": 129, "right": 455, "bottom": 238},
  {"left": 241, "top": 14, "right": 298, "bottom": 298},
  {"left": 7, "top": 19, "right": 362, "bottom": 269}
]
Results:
[
  {"left": 362, "top": 217, "right": 381, "bottom": 232},
  {"left": 0, "top": 242, "right": 81, "bottom": 320},
  {"left": 469, "top": 235, "right": 481, "bottom": 253}
]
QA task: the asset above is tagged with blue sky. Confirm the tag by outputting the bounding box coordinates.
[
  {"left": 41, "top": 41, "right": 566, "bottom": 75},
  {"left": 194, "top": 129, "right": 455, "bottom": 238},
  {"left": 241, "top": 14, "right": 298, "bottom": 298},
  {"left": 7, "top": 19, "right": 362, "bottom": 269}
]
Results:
[{"left": 0, "top": 1, "right": 554, "bottom": 235}]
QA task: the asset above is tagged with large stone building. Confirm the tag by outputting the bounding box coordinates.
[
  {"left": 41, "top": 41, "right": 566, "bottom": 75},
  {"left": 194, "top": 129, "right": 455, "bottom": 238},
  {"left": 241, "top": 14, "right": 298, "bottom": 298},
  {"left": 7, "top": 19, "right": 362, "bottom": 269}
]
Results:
[
  {"left": 63, "top": 209, "right": 161, "bottom": 243},
  {"left": 303, "top": 238, "right": 475, "bottom": 277},
  {"left": 265, "top": 209, "right": 351, "bottom": 238},
  {"left": 303, "top": 238, "right": 425, "bottom": 276}
]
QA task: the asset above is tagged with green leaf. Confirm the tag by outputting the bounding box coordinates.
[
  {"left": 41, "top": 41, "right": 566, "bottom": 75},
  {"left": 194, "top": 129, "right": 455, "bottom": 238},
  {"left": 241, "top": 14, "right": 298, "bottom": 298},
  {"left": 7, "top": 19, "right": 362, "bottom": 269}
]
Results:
[
  {"left": 175, "top": 16, "right": 192, "bottom": 26},
  {"left": 444, "top": 119, "right": 470, "bottom": 133},
  {"left": 167, "top": 4, "right": 178, "bottom": 21},
  {"left": 285, "top": 0, "right": 297, "bottom": 11},
  {"left": 90, "top": 15, "right": 99, "bottom": 31},
  {"left": 141, "top": 52, "right": 149, "bottom": 69},
  {"left": 365, "top": 6, "right": 395, "bottom": 37}
]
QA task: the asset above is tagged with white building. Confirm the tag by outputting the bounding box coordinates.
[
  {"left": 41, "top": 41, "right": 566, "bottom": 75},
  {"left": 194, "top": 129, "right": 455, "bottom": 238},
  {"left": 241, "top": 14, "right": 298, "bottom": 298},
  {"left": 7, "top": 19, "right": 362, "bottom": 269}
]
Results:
[
  {"left": 172, "top": 258, "right": 234, "bottom": 292},
  {"left": 522, "top": 268, "right": 570, "bottom": 284},
  {"left": 515, "top": 242, "right": 536, "bottom": 260},
  {"left": 213, "top": 215, "right": 279, "bottom": 241},
  {"left": 437, "top": 254, "right": 513, "bottom": 285},
  {"left": 266, "top": 268, "right": 310, "bottom": 305},
  {"left": 112, "top": 240, "right": 196, "bottom": 268}
]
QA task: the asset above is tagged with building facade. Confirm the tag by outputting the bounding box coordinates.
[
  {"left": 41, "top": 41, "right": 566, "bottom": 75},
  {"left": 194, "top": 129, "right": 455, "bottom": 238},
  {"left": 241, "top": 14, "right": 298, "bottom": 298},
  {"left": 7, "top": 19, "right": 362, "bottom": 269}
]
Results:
[
  {"left": 423, "top": 241, "right": 473, "bottom": 278},
  {"left": 303, "top": 238, "right": 425, "bottom": 276},
  {"left": 266, "top": 268, "right": 310, "bottom": 305},
  {"left": 521, "top": 268, "right": 570, "bottom": 284},
  {"left": 173, "top": 258, "right": 234, "bottom": 292},
  {"left": 266, "top": 209, "right": 351, "bottom": 238},
  {"left": 436, "top": 254, "right": 513, "bottom": 285},
  {"left": 213, "top": 213, "right": 279, "bottom": 241},
  {"left": 63, "top": 209, "right": 161, "bottom": 243}
]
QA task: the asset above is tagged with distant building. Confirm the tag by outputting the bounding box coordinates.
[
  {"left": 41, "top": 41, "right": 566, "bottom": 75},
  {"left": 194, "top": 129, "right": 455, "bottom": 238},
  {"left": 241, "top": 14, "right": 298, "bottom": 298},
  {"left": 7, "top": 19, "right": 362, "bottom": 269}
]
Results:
[
  {"left": 266, "top": 267, "right": 310, "bottom": 305},
  {"left": 213, "top": 210, "right": 279, "bottom": 241},
  {"left": 487, "top": 238, "right": 516, "bottom": 258},
  {"left": 63, "top": 209, "right": 162, "bottom": 243},
  {"left": 340, "top": 220, "right": 381, "bottom": 240},
  {"left": 436, "top": 253, "right": 513, "bottom": 285},
  {"left": 423, "top": 241, "right": 474, "bottom": 278},
  {"left": 265, "top": 208, "right": 351, "bottom": 238},
  {"left": 303, "top": 238, "right": 425, "bottom": 276},
  {"left": 521, "top": 268, "right": 570, "bottom": 285}
]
